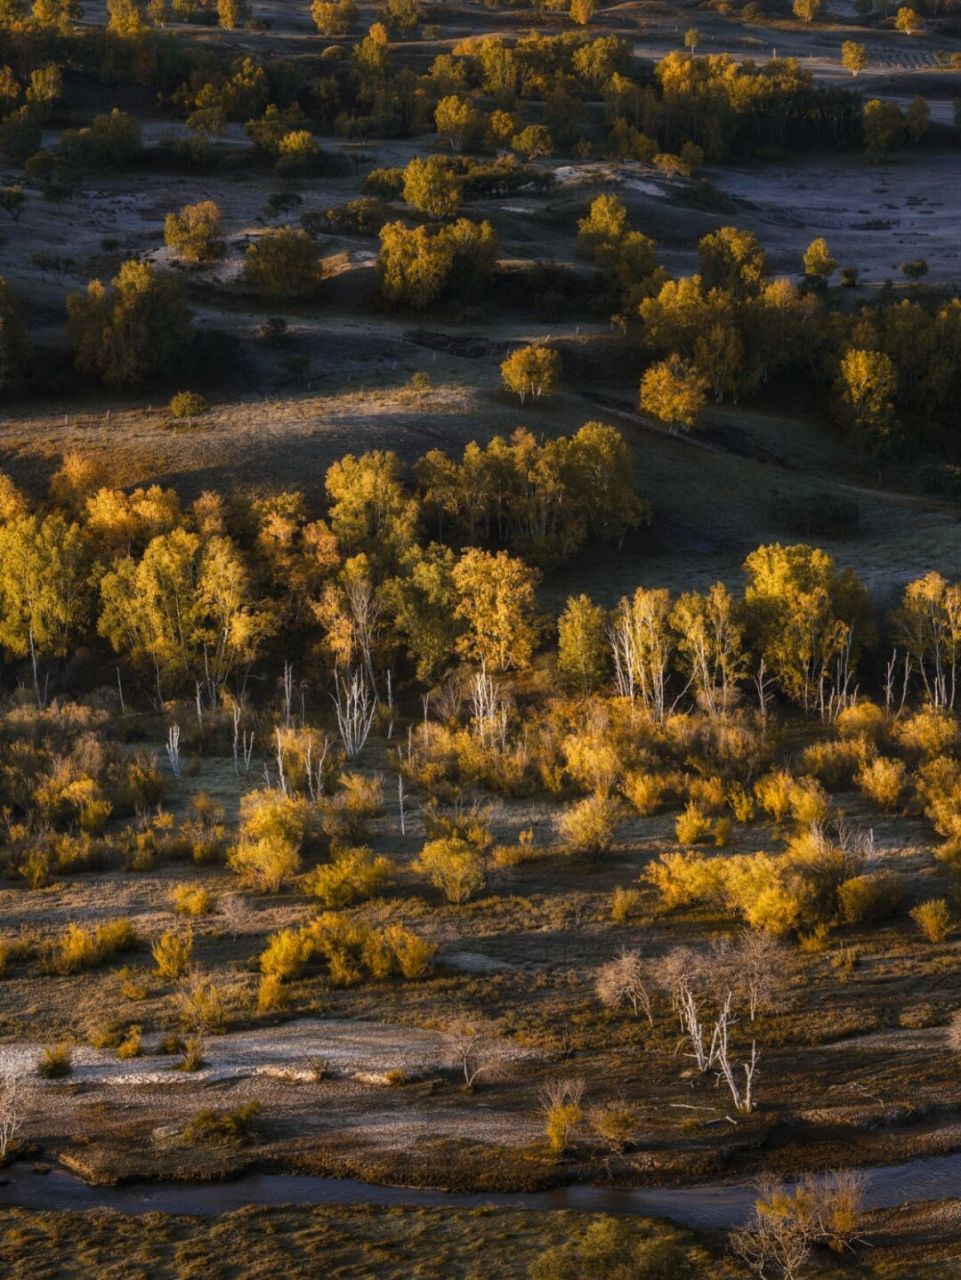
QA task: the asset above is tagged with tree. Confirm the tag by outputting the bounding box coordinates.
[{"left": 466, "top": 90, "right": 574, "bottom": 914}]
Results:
[
  {"left": 164, "top": 199, "right": 225, "bottom": 264},
  {"left": 452, "top": 548, "right": 540, "bottom": 671},
  {"left": 569, "top": 0, "right": 595, "bottom": 25},
  {"left": 402, "top": 154, "right": 462, "bottom": 218},
  {"left": 699, "top": 226, "right": 767, "bottom": 299},
  {"left": 639, "top": 356, "right": 707, "bottom": 432},
  {"left": 841, "top": 40, "right": 868, "bottom": 77},
  {"left": 802, "top": 236, "right": 836, "bottom": 283},
  {"left": 384, "top": 0, "right": 419, "bottom": 34},
  {"left": 382, "top": 544, "right": 461, "bottom": 682},
  {"left": 683, "top": 26, "right": 700, "bottom": 54},
  {"left": 66, "top": 260, "right": 191, "bottom": 386},
  {"left": 742, "top": 542, "right": 874, "bottom": 709},
  {"left": 595, "top": 950, "right": 654, "bottom": 1026},
  {"left": 792, "top": 0, "right": 822, "bottom": 20},
  {"left": 891, "top": 572, "right": 961, "bottom": 708},
  {"left": 836, "top": 347, "right": 899, "bottom": 458},
  {"left": 895, "top": 4, "right": 920, "bottom": 31},
  {"left": 243, "top": 228, "right": 321, "bottom": 298},
  {"left": 0, "top": 513, "right": 91, "bottom": 705},
  {"left": 511, "top": 124, "right": 553, "bottom": 160},
  {"left": 669, "top": 581, "right": 746, "bottom": 714},
  {"left": 0, "top": 1071, "right": 28, "bottom": 1160},
  {"left": 905, "top": 94, "right": 930, "bottom": 143},
  {"left": 557, "top": 594, "right": 608, "bottom": 693},
  {"left": 106, "top": 0, "right": 144, "bottom": 35},
  {"left": 311, "top": 0, "right": 355, "bottom": 33},
  {"left": 0, "top": 184, "right": 24, "bottom": 222},
  {"left": 217, "top": 0, "right": 249, "bottom": 29},
  {"left": 324, "top": 450, "right": 419, "bottom": 569},
  {"left": 500, "top": 344, "right": 560, "bottom": 404},
  {"left": 378, "top": 221, "right": 453, "bottom": 308},
  {"left": 863, "top": 98, "right": 904, "bottom": 159},
  {"left": 99, "top": 529, "right": 273, "bottom": 701},
  {"left": 275, "top": 130, "right": 319, "bottom": 176},
  {"left": 434, "top": 95, "right": 480, "bottom": 152},
  {"left": 609, "top": 586, "right": 672, "bottom": 719}
]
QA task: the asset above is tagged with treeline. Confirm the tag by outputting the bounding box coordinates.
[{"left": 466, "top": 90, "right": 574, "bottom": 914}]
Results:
[
  {"left": 0, "top": 428, "right": 957, "bottom": 720},
  {"left": 0, "top": 16, "right": 893, "bottom": 175}
]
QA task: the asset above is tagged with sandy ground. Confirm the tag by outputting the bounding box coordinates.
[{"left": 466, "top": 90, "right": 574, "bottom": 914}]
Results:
[{"left": 0, "top": 1017, "right": 534, "bottom": 1086}]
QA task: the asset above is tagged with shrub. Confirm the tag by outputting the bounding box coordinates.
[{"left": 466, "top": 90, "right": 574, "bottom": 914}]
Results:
[
  {"left": 45, "top": 918, "right": 137, "bottom": 975},
  {"left": 856, "top": 756, "right": 906, "bottom": 811},
  {"left": 541, "top": 1079, "right": 583, "bottom": 1155},
  {"left": 556, "top": 794, "right": 621, "bottom": 856},
  {"left": 152, "top": 931, "right": 192, "bottom": 980},
  {"left": 838, "top": 872, "right": 905, "bottom": 925},
  {"left": 260, "top": 927, "right": 308, "bottom": 981},
  {"left": 895, "top": 708, "right": 958, "bottom": 759},
  {"left": 171, "top": 883, "right": 215, "bottom": 917},
  {"left": 169, "top": 391, "right": 209, "bottom": 420},
  {"left": 243, "top": 227, "right": 321, "bottom": 298},
  {"left": 412, "top": 836, "right": 485, "bottom": 903},
  {"left": 836, "top": 700, "right": 887, "bottom": 740},
  {"left": 37, "top": 1042, "right": 72, "bottom": 1079},
  {"left": 184, "top": 1101, "right": 261, "bottom": 1147},
  {"left": 675, "top": 803, "right": 713, "bottom": 845},
  {"left": 621, "top": 770, "right": 670, "bottom": 816},
  {"left": 611, "top": 887, "right": 642, "bottom": 923},
  {"left": 911, "top": 898, "right": 952, "bottom": 944},
  {"left": 384, "top": 924, "right": 435, "bottom": 978},
  {"left": 305, "top": 845, "right": 390, "bottom": 907},
  {"left": 115, "top": 1025, "right": 142, "bottom": 1059},
  {"left": 180, "top": 1034, "right": 206, "bottom": 1072},
  {"left": 320, "top": 773, "right": 384, "bottom": 846}
]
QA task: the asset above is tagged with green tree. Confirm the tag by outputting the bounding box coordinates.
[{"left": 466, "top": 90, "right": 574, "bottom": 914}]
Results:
[
  {"left": 511, "top": 124, "right": 553, "bottom": 159},
  {"left": 863, "top": 98, "right": 904, "bottom": 159},
  {"left": 324, "top": 450, "right": 420, "bottom": 570},
  {"left": 244, "top": 227, "right": 321, "bottom": 298},
  {"left": 905, "top": 94, "right": 930, "bottom": 143},
  {"left": 452, "top": 548, "right": 540, "bottom": 671},
  {"left": 0, "top": 184, "right": 24, "bottom": 222},
  {"left": 382, "top": 544, "right": 461, "bottom": 682},
  {"left": 164, "top": 199, "right": 225, "bottom": 264},
  {"left": 501, "top": 344, "right": 560, "bottom": 404},
  {"left": 557, "top": 594, "right": 608, "bottom": 693},
  {"left": 66, "top": 260, "right": 191, "bottom": 386}
]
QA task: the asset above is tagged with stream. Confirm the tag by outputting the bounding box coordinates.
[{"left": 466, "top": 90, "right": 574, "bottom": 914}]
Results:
[{"left": 3, "top": 1152, "right": 961, "bottom": 1228}]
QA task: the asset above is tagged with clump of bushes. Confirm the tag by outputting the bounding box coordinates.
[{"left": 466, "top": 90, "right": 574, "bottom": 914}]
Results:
[{"left": 43, "top": 918, "right": 138, "bottom": 975}]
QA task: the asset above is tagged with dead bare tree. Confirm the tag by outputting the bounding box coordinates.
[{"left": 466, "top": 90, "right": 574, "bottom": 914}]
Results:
[
  {"left": 333, "top": 668, "right": 376, "bottom": 759},
  {"left": 678, "top": 984, "right": 714, "bottom": 1072},
  {"left": 711, "top": 993, "right": 759, "bottom": 1114},
  {"left": 448, "top": 1021, "right": 501, "bottom": 1090},
  {"left": 595, "top": 951, "right": 654, "bottom": 1028},
  {"left": 165, "top": 723, "right": 182, "bottom": 780},
  {"left": 0, "top": 1069, "right": 29, "bottom": 1160},
  {"left": 731, "top": 930, "right": 789, "bottom": 1022},
  {"left": 218, "top": 893, "right": 248, "bottom": 942}
]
